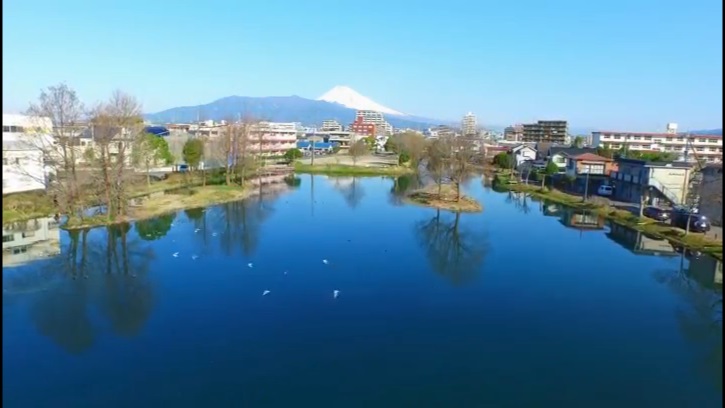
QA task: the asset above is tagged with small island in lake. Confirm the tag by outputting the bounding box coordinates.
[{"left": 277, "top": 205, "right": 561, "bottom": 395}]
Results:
[{"left": 405, "top": 183, "right": 482, "bottom": 213}]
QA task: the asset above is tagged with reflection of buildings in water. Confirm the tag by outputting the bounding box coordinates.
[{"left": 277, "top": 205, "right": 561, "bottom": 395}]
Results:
[
  {"left": 248, "top": 173, "right": 293, "bottom": 198},
  {"left": 542, "top": 203, "right": 561, "bottom": 217},
  {"left": 606, "top": 222, "right": 677, "bottom": 256},
  {"left": 689, "top": 255, "right": 724, "bottom": 287},
  {"left": 559, "top": 210, "right": 605, "bottom": 230},
  {"left": 2, "top": 217, "right": 61, "bottom": 267}
]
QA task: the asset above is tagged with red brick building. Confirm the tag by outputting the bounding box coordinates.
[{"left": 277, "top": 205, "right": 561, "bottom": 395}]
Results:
[{"left": 349, "top": 117, "right": 376, "bottom": 137}]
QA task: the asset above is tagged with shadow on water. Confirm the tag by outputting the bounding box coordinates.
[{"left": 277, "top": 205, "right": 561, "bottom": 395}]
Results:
[
  {"left": 3, "top": 222, "right": 156, "bottom": 354},
  {"left": 414, "top": 209, "right": 488, "bottom": 286}
]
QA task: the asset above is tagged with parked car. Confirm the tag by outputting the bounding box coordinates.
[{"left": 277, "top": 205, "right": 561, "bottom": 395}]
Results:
[
  {"left": 671, "top": 211, "right": 711, "bottom": 233},
  {"left": 597, "top": 185, "right": 614, "bottom": 197},
  {"left": 642, "top": 206, "right": 671, "bottom": 222}
]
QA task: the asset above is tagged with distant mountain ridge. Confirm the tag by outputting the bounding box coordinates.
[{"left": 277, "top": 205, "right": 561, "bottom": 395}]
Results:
[
  {"left": 690, "top": 129, "right": 722, "bottom": 135},
  {"left": 145, "top": 92, "right": 443, "bottom": 129}
]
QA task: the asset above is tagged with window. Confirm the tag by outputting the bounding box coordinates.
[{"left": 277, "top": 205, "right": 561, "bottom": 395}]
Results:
[
  {"left": 22, "top": 231, "right": 35, "bottom": 238},
  {"left": 12, "top": 246, "right": 27, "bottom": 255},
  {"left": 2, "top": 234, "right": 15, "bottom": 243}
]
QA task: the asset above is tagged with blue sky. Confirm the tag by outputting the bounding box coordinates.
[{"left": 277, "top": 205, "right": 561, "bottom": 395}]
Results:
[{"left": 3, "top": 0, "right": 722, "bottom": 131}]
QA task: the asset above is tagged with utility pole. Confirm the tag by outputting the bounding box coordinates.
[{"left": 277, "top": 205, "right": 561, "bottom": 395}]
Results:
[{"left": 583, "top": 168, "right": 590, "bottom": 202}]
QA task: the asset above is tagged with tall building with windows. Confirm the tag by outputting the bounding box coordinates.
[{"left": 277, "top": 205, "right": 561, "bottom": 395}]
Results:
[
  {"left": 592, "top": 124, "right": 723, "bottom": 163},
  {"left": 352, "top": 110, "right": 392, "bottom": 135},
  {"left": 522, "top": 120, "right": 568, "bottom": 144},
  {"left": 462, "top": 112, "right": 478, "bottom": 136},
  {"left": 321, "top": 120, "right": 343, "bottom": 132},
  {"left": 504, "top": 124, "right": 524, "bottom": 141}
]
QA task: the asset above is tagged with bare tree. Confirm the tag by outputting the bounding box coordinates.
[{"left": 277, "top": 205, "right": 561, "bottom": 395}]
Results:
[
  {"left": 397, "top": 131, "right": 427, "bottom": 167},
  {"left": 25, "top": 83, "right": 86, "bottom": 217},
  {"left": 426, "top": 137, "right": 451, "bottom": 197},
  {"left": 88, "top": 91, "right": 143, "bottom": 220},
  {"left": 348, "top": 139, "right": 368, "bottom": 166},
  {"left": 448, "top": 137, "right": 476, "bottom": 202}
]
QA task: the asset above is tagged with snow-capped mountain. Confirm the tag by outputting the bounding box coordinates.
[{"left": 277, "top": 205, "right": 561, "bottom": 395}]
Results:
[{"left": 317, "top": 86, "right": 405, "bottom": 116}]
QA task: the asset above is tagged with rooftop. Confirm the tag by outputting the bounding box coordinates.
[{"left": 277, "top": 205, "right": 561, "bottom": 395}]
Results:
[
  {"left": 615, "top": 157, "right": 694, "bottom": 168},
  {"left": 569, "top": 153, "right": 613, "bottom": 162}
]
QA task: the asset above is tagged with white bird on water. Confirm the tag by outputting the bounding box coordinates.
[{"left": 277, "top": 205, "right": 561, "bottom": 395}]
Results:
[
  {"left": 172, "top": 252, "right": 179, "bottom": 258},
  {"left": 283, "top": 270, "right": 288, "bottom": 275},
  {"left": 212, "top": 232, "right": 218, "bottom": 237},
  {"left": 247, "top": 263, "right": 254, "bottom": 268},
  {"left": 333, "top": 290, "right": 340, "bottom": 299},
  {"left": 322, "top": 259, "right": 329, "bottom": 265},
  {"left": 194, "top": 228, "right": 201, "bottom": 233},
  {"left": 191, "top": 255, "right": 199, "bottom": 260},
  {"left": 262, "top": 290, "right": 271, "bottom": 296}
]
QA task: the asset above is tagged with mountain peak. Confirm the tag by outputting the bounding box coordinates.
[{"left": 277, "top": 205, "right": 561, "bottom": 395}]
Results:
[{"left": 317, "top": 86, "right": 404, "bottom": 116}]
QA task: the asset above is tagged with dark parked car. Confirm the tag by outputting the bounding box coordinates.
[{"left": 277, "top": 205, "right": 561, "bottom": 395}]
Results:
[
  {"left": 671, "top": 211, "right": 711, "bottom": 233},
  {"left": 642, "top": 206, "right": 671, "bottom": 222}
]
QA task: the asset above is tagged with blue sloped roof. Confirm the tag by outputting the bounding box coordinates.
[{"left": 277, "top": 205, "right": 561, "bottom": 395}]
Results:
[
  {"left": 297, "top": 141, "right": 332, "bottom": 149},
  {"left": 144, "top": 126, "right": 170, "bottom": 136}
]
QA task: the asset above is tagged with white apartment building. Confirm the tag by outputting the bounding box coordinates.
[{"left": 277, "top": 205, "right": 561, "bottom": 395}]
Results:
[
  {"left": 249, "top": 122, "right": 298, "bottom": 156},
  {"left": 462, "top": 112, "right": 478, "bottom": 136},
  {"left": 354, "top": 110, "right": 393, "bottom": 135},
  {"left": 592, "top": 123, "right": 723, "bottom": 163},
  {"left": 2, "top": 114, "right": 54, "bottom": 195},
  {"left": 2, "top": 216, "right": 61, "bottom": 267},
  {"left": 321, "top": 120, "right": 343, "bottom": 132}
]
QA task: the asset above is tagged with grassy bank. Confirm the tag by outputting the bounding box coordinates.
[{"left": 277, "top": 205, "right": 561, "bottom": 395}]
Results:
[
  {"left": 294, "top": 162, "right": 414, "bottom": 176},
  {"left": 63, "top": 185, "right": 250, "bottom": 230},
  {"left": 2, "top": 171, "right": 245, "bottom": 226},
  {"left": 405, "top": 184, "right": 483, "bottom": 213},
  {"left": 493, "top": 172, "right": 723, "bottom": 260}
]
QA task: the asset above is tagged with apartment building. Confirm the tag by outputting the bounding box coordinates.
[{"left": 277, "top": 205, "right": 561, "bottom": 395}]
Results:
[
  {"left": 503, "top": 124, "right": 523, "bottom": 142},
  {"left": 591, "top": 124, "right": 723, "bottom": 163},
  {"left": 609, "top": 158, "right": 695, "bottom": 207},
  {"left": 349, "top": 116, "right": 376, "bottom": 137},
  {"left": 522, "top": 120, "right": 568, "bottom": 144},
  {"left": 461, "top": 112, "right": 478, "bottom": 137},
  {"left": 2, "top": 114, "right": 54, "bottom": 195},
  {"left": 248, "top": 122, "right": 298, "bottom": 156},
  {"left": 352, "top": 110, "right": 392, "bottom": 136},
  {"left": 320, "top": 120, "right": 343, "bottom": 132}
]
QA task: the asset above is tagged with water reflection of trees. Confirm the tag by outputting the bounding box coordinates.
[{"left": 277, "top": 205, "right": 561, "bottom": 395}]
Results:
[
  {"left": 415, "top": 210, "right": 487, "bottom": 285},
  {"left": 331, "top": 177, "right": 366, "bottom": 208},
  {"left": 654, "top": 256, "right": 723, "bottom": 392},
  {"left": 21, "top": 224, "right": 156, "bottom": 354},
  {"left": 506, "top": 191, "right": 532, "bottom": 214},
  {"left": 135, "top": 213, "right": 176, "bottom": 241},
  {"left": 389, "top": 174, "right": 421, "bottom": 206}
]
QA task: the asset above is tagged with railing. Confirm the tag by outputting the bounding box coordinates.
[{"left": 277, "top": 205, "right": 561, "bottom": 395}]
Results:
[{"left": 648, "top": 177, "right": 682, "bottom": 205}]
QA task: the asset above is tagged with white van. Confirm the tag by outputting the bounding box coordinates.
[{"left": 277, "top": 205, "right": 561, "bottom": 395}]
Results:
[{"left": 597, "top": 185, "right": 613, "bottom": 197}]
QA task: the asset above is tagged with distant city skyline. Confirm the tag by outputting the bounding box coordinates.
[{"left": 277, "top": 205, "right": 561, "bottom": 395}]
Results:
[{"left": 3, "top": 0, "right": 722, "bottom": 132}]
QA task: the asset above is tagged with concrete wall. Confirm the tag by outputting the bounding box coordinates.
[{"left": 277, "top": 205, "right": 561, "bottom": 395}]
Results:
[{"left": 2, "top": 148, "right": 46, "bottom": 194}]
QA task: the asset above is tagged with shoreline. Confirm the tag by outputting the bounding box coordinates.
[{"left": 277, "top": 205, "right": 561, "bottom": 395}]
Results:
[
  {"left": 492, "top": 173, "right": 723, "bottom": 260},
  {"left": 61, "top": 185, "right": 252, "bottom": 231},
  {"left": 293, "top": 162, "right": 414, "bottom": 176},
  {"left": 404, "top": 184, "right": 483, "bottom": 213}
]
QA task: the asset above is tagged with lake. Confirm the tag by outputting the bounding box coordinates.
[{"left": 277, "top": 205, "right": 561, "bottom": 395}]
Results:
[{"left": 2, "top": 175, "right": 722, "bottom": 407}]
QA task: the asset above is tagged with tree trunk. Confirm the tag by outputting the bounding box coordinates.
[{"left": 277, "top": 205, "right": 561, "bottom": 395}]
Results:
[
  {"left": 541, "top": 174, "right": 546, "bottom": 190},
  {"left": 146, "top": 160, "right": 151, "bottom": 187},
  {"left": 101, "top": 148, "right": 113, "bottom": 220}
]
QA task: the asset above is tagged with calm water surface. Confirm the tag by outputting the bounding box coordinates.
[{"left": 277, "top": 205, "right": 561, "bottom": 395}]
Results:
[{"left": 3, "top": 175, "right": 722, "bottom": 407}]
